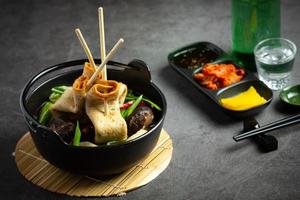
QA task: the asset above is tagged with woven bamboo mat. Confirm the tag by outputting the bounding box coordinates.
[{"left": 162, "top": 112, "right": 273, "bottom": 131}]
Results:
[{"left": 15, "top": 129, "right": 172, "bottom": 197}]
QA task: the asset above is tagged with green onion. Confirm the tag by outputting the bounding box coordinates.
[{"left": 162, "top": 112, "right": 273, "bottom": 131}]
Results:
[
  {"left": 73, "top": 121, "right": 81, "bottom": 146},
  {"left": 125, "top": 96, "right": 161, "bottom": 111},
  {"left": 53, "top": 85, "right": 68, "bottom": 91},
  {"left": 49, "top": 85, "right": 68, "bottom": 102},
  {"left": 38, "top": 102, "right": 53, "bottom": 125},
  {"left": 51, "top": 88, "right": 64, "bottom": 94},
  {"left": 50, "top": 86, "right": 68, "bottom": 95},
  {"left": 123, "top": 95, "right": 143, "bottom": 118},
  {"left": 142, "top": 98, "right": 162, "bottom": 111},
  {"left": 49, "top": 93, "right": 62, "bottom": 103},
  {"left": 121, "top": 109, "right": 128, "bottom": 118}
]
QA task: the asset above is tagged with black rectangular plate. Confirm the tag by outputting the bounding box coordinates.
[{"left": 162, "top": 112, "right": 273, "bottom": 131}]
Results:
[{"left": 168, "top": 41, "right": 273, "bottom": 119}]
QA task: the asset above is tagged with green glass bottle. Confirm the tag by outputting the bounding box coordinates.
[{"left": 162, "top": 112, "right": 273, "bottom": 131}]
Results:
[{"left": 231, "top": 0, "right": 281, "bottom": 71}]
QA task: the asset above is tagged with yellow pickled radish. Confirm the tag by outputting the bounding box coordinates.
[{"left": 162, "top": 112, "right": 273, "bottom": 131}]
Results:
[{"left": 220, "top": 86, "right": 267, "bottom": 111}]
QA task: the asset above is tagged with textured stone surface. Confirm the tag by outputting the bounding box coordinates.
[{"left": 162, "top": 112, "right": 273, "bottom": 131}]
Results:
[{"left": 1, "top": 0, "right": 300, "bottom": 199}]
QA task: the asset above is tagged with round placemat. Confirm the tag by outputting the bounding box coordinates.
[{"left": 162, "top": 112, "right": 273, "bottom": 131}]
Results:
[{"left": 15, "top": 129, "right": 172, "bottom": 197}]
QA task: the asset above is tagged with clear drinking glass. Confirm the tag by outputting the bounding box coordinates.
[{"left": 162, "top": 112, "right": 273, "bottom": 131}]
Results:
[{"left": 254, "top": 38, "right": 297, "bottom": 90}]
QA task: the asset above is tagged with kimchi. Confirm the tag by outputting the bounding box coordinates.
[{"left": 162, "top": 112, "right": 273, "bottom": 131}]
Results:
[{"left": 193, "top": 63, "right": 245, "bottom": 90}]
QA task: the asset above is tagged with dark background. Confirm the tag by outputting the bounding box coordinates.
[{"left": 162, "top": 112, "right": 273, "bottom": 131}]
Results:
[{"left": 1, "top": 0, "right": 300, "bottom": 199}]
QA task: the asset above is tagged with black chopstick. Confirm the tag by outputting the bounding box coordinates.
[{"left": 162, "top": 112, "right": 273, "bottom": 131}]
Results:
[{"left": 233, "top": 113, "right": 300, "bottom": 142}]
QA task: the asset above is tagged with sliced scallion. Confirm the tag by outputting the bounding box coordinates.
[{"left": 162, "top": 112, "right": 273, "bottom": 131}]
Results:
[
  {"left": 73, "top": 121, "right": 81, "bottom": 146},
  {"left": 124, "top": 95, "right": 143, "bottom": 118},
  {"left": 50, "top": 85, "right": 68, "bottom": 95},
  {"left": 38, "top": 101, "right": 53, "bottom": 125},
  {"left": 125, "top": 96, "right": 161, "bottom": 111},
  {"left": 121, "top": 109, "right": 128, "bottom": 118},
  {"left": 50, "top": 88, "right": 64, "bottom": 95},
  {"left": 49, "top": 93, "right": 62, "bottom": 103}
]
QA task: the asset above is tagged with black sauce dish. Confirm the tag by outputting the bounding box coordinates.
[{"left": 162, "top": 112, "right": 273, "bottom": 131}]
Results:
[
  {"left": 20, "top": 59, "right": 167, "bottom": 176},
  {"left": 168, "top": 41, "right": 273, "bottom": 119}
]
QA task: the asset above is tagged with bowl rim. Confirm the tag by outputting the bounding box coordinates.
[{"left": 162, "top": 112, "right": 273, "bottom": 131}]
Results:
[{"left": 20, "top": 59, "right": 167, "bottom": 149}]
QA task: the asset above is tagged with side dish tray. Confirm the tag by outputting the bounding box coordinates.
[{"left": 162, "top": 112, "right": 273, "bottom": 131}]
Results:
[{"left": 168, "top": 41, "right": 273, "bottom": 119}]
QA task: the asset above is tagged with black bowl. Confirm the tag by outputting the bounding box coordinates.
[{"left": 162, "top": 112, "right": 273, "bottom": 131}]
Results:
[{"left": 20, "top": 59, "right": 167, "bottom": 176}]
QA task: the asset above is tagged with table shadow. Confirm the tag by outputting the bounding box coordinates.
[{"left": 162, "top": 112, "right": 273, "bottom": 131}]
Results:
[
  {"left": 273, "top": 98, "right": 300, "bottom": 115},
  {"left": 158, "top": 65, "right": 238, "bottom": 126}
]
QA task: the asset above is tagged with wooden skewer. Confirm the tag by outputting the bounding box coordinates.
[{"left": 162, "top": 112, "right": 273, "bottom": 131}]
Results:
[
  {"left": 87, "top": 38, "right": 124, "bottom": 88},
  {"left": 98, "top": 7, "right": 108, "bottom": 115},
  {"left": 75, "top": 28, "right": 97, "bottom": 70},
  {"left": 98, "top": 7, "right": 107, "bottom": 80}
]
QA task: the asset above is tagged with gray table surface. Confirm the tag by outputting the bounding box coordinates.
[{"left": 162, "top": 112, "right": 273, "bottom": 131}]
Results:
[{"left": 1, "top": 0, "right": 300, "bottom": 199}]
